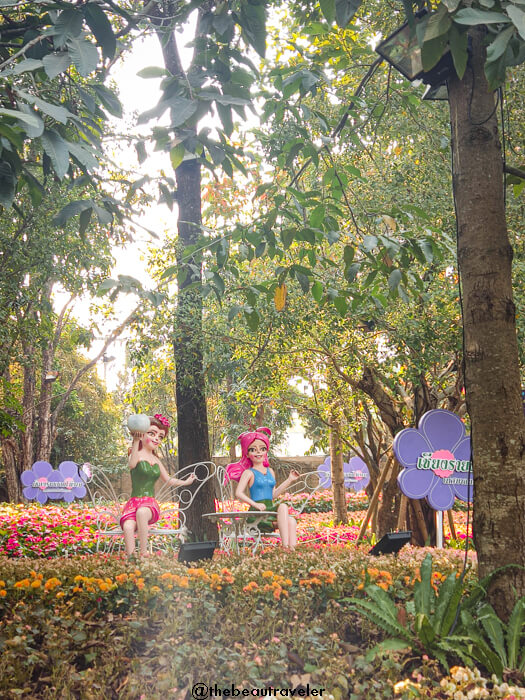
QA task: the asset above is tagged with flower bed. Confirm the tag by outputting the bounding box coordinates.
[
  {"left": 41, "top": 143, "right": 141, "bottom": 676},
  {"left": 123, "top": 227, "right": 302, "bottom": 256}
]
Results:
[
  {"left": 2, "top": 546, "right": 521, "bottom": 700},
  {"left": 0, "top": 495, "right": 474, "bottom": 559}
]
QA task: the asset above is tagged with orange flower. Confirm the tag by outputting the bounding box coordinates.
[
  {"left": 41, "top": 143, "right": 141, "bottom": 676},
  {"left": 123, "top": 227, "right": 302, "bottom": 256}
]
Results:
[
  {"left": 44, "top": 578, "right": 61, "bottom": 591},
  {"left": 242, "top": 581, "right": 259, "bottom": 593}
]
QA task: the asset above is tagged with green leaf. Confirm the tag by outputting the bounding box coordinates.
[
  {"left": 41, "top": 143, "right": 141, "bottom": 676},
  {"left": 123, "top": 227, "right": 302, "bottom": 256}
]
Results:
[
  {"left": 137, "top": 66, "right": 168, "bottom": 79},
  {"left": 320, "top": 0, "right": 336, "bottom": 24},
  {"left": 434, "top": 573, "right": 464, "bottom": 636},
  {"left": 96, "top": 278, "right": 118, "bottom": 295},
  {"left": 343, "top": 245, "right": 355, "bottom": 264},
  {"left": 53, "top": 8, "right": 84, "bottom": 49},
  {"left": 91, "top": 84, "right": 122, "bottom": 117},
  {"left": 41, "top": 129, "right": 69, "bottom": 178},
  {"left": 311, "top": 280, "right": 323, "bottom": 302},
  {"left": 135, "top": 141, "right": 147, "bottom": 164},
  {"left": 78, "top": 206, "right": 92, "bottom": 235},
  {"left": 421, "top": 34, "right": 448, "bottom": 72},
  {"left": 414, "top": 554, "right": 434, "bottom": 616},
  {"left": 83, "top": 3, "right": 116, "bottom": 59},
  {"left": 43, "top": 52, "right": 71, "bottom": 79},
  {"left": 0, "top": 58, "right": 43, "bottom": 76},
  {"left": 0, "top": 123, "right": 23, "bottom": 151},
  {"left": 92, "top": 203, "right": 113, "bottom": 225},
  {"left": 345, "top": 262, "right": 360, "bottom": 283},
  {"left": 365, "top": 638, "right": 410, "bottom": 662},
  {"left": 216, "top": 103, "right": 233, "bottom": 137},
  {"left": 22, "top": 169, "right": 44, "bottom": 207},
  {"left": 388, "top": 269, "right": 402, "bottom": 292},
  {"left": 415, "top": 613, "right": 436, "bottom": 647},
  {"left": 507, "top": 598, "right": 525, "bottom": 669},
  {"left": 423, "top": 7, "right": 452, "bottom": 42},
  {"left": 227, "top": 305, "right": 243, "bottom": 321},
  {"left": 17, "top": 90, "right": 73, "bottom": 124},
  {"left": 477, "top": 602, "right": 507, "bottom": 667},
  {"left": 507, "top": 5, "right": 525, "bottom": 40},
  {"left": 167, "top": 97, "right": 198, "bottom": 128},
  {"left": 486, "top": 25, "right": 515, "bottom": 62},
  {"left": 244, "top": 309, "right": 260, "bottom": 331},
  {"left": 67, "top": 140, "right": 99, "bottom": 170},
  {"left": 240, "top": 2, "right": 266, "bottom": 58},
  {"left": 362, "top": 235, "right": 377, "bottom": 251},
  {"left": 67, "top": 35, "right": 99, "bottom": 77},
  {"left": 453, "top": 9, "right": 510, "bottom": 25},
  {"left": 170, "top": 143, "right": 185, "bottom": 170},
  {"left": 334, "top": 296, "right": 347, "bottom": 315},
  {"left": 0, "top": 107, "right": 43, "bottom": 136},
  {"left": 295, "top": 271, "right": 310, "bottom": 293},
  {"left": 449, "top": 24, "right": 469, "bottom": 79},
  {"left": 442, "top": 0, "right": 461, "bottom": 12},
  {"left": 335, "top": 0, "right": 362, "bottom": 28},
  {"left": 484, "top": 53, "right": 507, "bottom": 89},
  {"left": 309, "top": 204, "right": 325, "bottom": 228},
  {"left": 53, "top": 199, "right": 93, "bottom": 225},
  {"left": 0, "top": 162, "right": 16, "bottom": 207}
]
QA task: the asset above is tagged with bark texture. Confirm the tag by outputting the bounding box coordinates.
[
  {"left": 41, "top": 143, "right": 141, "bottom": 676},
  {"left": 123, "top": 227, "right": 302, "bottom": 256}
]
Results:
[
  {"left": 153, "top": 2, "right": 217, "bottom": 538},
  {"left": 448, "top": 28, "right": 525, "bottom": 617},
  {"left": 329, "top": 421, "right": 348, "bottom": 524},
  {"left": 173, "top": 159, "right": 217, "bottom": 539}
]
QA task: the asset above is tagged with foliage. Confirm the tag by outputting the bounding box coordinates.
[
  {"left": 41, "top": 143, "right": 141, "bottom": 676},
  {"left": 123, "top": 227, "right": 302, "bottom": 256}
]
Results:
[
  {"left": 50, "top": 343, "right": 125, "bottom": 471},
  {"left": 349, "top": 553, "right": 525, "bottom": 682},
  {"left": 348, "top": 553, "right": 474, "bottom": 669},
  {"left": 0, "top": 545, "right": 488, "bottom": 699},
  {"left": 0, "top": 1, "right": 128, "bottom": 211}
]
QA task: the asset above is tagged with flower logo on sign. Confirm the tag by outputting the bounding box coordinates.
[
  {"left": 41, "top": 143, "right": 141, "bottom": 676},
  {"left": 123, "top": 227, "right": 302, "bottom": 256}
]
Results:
[
  {"left": 20, "top": 461, "right": 89, "bottom": 504},
  {"left": 393, "top": 409, "right": 473, "bottom": 511},
  {"left": 317, "top": 456, "right": 370, "bottom": 492}
]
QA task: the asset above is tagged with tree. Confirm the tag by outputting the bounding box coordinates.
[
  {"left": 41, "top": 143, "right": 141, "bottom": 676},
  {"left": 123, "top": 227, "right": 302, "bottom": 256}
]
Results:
[
  {"left": 0, "top": 181, "right": 130, "bottom": 501},
  {"left": 0, "top": 1, "right": 128, "bottom": 211}
]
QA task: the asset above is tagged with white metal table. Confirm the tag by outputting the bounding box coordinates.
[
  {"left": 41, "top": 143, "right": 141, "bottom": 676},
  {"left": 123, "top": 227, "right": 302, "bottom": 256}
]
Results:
[{"left": 202, "top": 510, "right": 277, "bottom": 554}]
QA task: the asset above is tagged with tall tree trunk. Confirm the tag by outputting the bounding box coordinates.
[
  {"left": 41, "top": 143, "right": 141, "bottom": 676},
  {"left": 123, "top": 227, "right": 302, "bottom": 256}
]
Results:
[
  {"left": 20, "top": 349, "right": 36, "bottom": 473},
  {"left": 173, "top": 158, "right": 216, "bottom": 538},
  {"left": 329, "top": 420, "right": 348, "bottom": 524},
  {"left": 448, "top": 27, "right": 525, "bottom": 618},
  {"left": 153, "top": 5, "right": 217, "bottom": 539},
  {"left": 36, "top": 343, "right": 54, "bottom": 461},
  {"left": 2, "top": 437, "right": 21, "bottom": 502}
]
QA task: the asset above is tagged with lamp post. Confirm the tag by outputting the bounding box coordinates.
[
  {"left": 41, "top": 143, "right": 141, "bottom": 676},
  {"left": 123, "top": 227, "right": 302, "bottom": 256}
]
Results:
[{"left": 375, "top": 12, "right": 456, "bottom": 99}]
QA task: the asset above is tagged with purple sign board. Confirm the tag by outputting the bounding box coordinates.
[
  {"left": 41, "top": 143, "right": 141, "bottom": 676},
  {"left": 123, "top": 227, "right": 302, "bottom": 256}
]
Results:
[
  {"left": 393, "top": 409, "right": 473, "bottom": 511},
  {"left": 317, "top": 455, "right": 370, "bottom": 492},
  {"left": 21, "top": 461, "right": 91, "bottom": 504}
]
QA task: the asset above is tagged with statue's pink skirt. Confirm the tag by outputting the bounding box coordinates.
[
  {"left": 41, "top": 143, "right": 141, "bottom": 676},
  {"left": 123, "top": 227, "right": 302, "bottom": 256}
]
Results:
[{"left": 120, "top": 497, "right": 160, "bottom": 527}]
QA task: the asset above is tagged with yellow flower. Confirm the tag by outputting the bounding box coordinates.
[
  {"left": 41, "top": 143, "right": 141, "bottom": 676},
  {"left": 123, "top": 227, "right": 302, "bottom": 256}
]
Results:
[
  {"left": 262, "top": 570, "right": 274, "bottom": 579},
  {"left": 0, "top": 580, "right": 6, "bottom": 588},
  {"left": 150, "top": 586, "right": 161, "bottom": 594},
  {"left": 0, "top": 590, "right": 6, "bottom": 597},
  {"left": 56, "top": 591, "right": 65, "bottom": 599}
]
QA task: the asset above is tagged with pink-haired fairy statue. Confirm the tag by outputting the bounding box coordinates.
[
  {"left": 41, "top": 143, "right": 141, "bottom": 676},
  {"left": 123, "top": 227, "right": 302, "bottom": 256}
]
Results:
[{"left": 226, "top": 426, "right": 300, "bottom": 550}]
